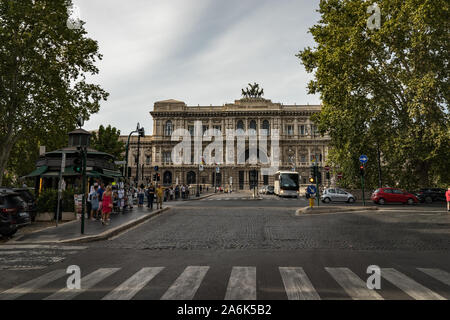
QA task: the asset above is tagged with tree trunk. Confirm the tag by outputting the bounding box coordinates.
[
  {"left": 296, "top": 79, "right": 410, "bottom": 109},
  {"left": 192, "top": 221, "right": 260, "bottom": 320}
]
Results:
[{"left": 0, "top": 133, "right": 17, "bottom": 186}]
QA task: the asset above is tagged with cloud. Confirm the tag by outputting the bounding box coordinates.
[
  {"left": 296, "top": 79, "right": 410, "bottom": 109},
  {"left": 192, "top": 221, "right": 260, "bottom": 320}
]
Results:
[{"left": 77, "top": 0, "right": 322, "bottom": 134}]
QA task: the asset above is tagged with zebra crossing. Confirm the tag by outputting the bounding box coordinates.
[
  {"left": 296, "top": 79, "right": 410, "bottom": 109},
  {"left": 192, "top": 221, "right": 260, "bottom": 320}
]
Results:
[
  {"left": 0, "top": 245, "right": 87, "bottom": 271},
  {"left": 204, "top": 196, "right": 302, "bottom": 201},
  {"left": 0, "top": 265, "right": 448, "bottom": 300}
]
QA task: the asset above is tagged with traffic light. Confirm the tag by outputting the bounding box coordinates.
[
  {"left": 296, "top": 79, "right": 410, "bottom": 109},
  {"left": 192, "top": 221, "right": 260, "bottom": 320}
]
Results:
[
  {"left": 310, "top": 165, "right": 316, "bottom": 183},
  {"left": 326, "top": 171, "right": 331, "bottom": 180},
  {"left": 73, "top": 149, "right": 83, "bottom": 174},
  {"left": 309, "top": 177, "right": 315, "bottom": 183},
  {"left": 157, "top": 173, "right": 161, "bottom": 182},
  {"left": 359, "top": 165, "right": 365, "bottom": 176}
]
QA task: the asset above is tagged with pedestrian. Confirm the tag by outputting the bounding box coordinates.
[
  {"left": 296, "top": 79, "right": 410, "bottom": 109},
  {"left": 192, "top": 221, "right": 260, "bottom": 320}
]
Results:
[
  {"left": 138, "top": 187, "right": 145, "bottom": 207},
  {"left": 88, "top": 185, "right": 100, "bottom": 221},
  {"left": 101, "top": 185, "right": 113, "bottom": 225},
  {"left": 156, "top": 184, "right": 164, "bottom": 209},
  {"left": 170, "top": 187, "right": 174, "bottom": 200},
  {"left": 181, "top": 185, "right": 186, "bottom": 199},
  {"left": 175, "top": 185, "right": 180, "bottom": 199},
  {"left": 446, "top": 187, "right": 450, "bottom": 212},
  {"left": 147, "top": 184, "right": 155, "bottom": 209}
]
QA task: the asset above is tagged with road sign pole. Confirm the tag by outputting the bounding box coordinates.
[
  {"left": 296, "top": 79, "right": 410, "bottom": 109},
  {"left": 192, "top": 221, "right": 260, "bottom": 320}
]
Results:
[
  {"left": 81, "top": 148, "right": 87, "bottom": 234},
  {"left": 316, "top": 163, "right": 320, "bottom": 207},
  {"left": 361, "top": 174, "right": 366, "bottom": 206}
]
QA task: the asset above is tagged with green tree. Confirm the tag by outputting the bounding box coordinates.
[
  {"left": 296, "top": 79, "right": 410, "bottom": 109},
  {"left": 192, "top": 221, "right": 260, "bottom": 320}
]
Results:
[
  {"left": 0, "top": 0, "right": 109, "bottom": 185},
  {"left": 298, "top": 0, "right": 449, "bottom": 190},
  {"left": 90, "top": 125, "right": 125, "bottom": 160}
]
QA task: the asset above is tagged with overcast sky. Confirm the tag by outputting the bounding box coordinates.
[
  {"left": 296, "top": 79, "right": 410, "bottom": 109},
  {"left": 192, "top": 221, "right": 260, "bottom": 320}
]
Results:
[{"left": 75, "top": 0, "right": 322, "bottom": 134}]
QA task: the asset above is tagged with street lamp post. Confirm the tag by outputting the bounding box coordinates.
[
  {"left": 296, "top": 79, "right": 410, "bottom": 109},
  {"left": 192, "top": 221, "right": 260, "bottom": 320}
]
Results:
[
  {"left": 68, "top": 120, "right": 91, "bottom": 235},
  {"left": 124, "top": 123, "right": 144, "bottom": 185}
]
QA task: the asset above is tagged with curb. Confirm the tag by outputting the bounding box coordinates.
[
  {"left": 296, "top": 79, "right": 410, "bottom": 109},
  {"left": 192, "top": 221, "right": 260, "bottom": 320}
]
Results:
[
  {"left": 8, "top": 208, "right": 170, "bottom": 245},
  {"left": 296, "top": 206, "right": 379, "bottom": 215},
  {"left": 186, "top": 193, "right": 215, "bottom": 201}
]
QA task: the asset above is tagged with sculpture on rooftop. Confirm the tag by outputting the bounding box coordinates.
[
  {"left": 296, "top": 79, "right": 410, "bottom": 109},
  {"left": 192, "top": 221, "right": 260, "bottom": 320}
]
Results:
[{"left": 241, "top": 82, "right": 264, "bottom": 99}]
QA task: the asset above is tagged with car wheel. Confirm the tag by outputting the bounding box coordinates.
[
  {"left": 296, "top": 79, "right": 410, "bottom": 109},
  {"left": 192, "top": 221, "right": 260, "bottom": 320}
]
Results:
[
  {"left": 425, "top": 196, "right": 432, "bottom": 204},
  {"left": 323, "top": 197, "right": 331, "bottom": 203},
  {"left": 407, "top": 198, "right": 414, "bottom": 205},
  {"left": 347, "top": 197, "right": 355, "bottom": 203},
  {"left": 378, "top": 198, "right": 385, "bottom": 205}
]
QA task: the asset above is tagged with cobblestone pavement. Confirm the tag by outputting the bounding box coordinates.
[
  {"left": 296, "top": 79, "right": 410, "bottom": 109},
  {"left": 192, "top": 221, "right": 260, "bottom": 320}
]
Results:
[{"left": 89, "top": 199, "right": 450, "bottom": 251}]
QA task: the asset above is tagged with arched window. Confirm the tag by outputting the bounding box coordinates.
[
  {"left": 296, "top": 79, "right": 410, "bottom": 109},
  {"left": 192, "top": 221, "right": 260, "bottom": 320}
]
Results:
[
  {"left": 236, "top": 120, "right": 244, "bottom": 132},
  {"left": 249, "top": 120, "right": 257, "bottom": 130},
  {"left": 187, "top": 171, "right": 196, "bottom": 185},
  {"left": 164, "top": 120, "right": 173, "bottom": 136},
  {"left": 261, "top": 120, "right": 270, "bottom": 135},
  {"left": 163, "top": 171, "right": 172, "bottom": 185}
]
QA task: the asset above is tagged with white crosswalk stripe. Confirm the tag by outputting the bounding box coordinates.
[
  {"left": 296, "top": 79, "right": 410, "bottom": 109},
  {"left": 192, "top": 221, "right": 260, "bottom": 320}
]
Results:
[
  {"left": 417, "top": 268, "right": 450, "bottom": 287},
  {"left": 0, "top": 269, "right": 66, "bottom": 300},
  {"left": 326, "top": 267, "right": 384, "bottom": 300},
  {"left": 225, "top": 267, "right": 257, "bottom": 300},
  {"left": 381, "top": 268, "right": 446, "bottom": 300},
  {"left": 161, "top": 266, "right": 209, "bottom": 300},
  {"left": 102, "top": 267, "right": 164, "bottom": 300},
  {"left": 279, "top": 267, "right": 320, "bottom": 300},
  {"left": 44, "top": 268, "right": 120, "bottom": 300},
  {"left": 1, "top": 266, "right": 447, "bottom": 300}
]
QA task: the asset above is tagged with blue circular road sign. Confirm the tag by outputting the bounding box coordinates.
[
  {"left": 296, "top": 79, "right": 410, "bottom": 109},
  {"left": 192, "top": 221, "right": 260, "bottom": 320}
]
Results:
[
  {"left": 307, "top": 185, "right": 317, "bottom": 195},
  {"left": 359, "top": 155, "right": 368, "bottom": 164}
]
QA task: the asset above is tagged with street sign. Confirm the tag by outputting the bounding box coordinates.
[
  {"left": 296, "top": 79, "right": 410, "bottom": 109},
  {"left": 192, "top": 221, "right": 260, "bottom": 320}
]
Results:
[
  {"left": 216, "top": 167, "right": 220, "bottom": 173},
  {"left": 154, "top": 166, "right": 159, "bottom": 171},
  {"left": 359, "top": 155, "right": 368, "bottom": 164},
  {"left": 199, "top": 165, "right": 204, "bottom": 171},
  {"left": 61, "top": 153, "right": 66, "bottom": 173},
  {"left": 324, "top": 165, "right": 330, "bottom": 172},
  {"left": 307, "top": 185, "right": 317, "bottom": 195},
  {"left": 230, "top": 176, "right": 232, "bottom": 184},
  {"left": 337, "top": 172, "right": 343, "bottom": 179}
]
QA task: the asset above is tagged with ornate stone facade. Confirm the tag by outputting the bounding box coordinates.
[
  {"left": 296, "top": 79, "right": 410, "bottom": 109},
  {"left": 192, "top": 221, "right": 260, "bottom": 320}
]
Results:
[{"left": 121, "top": 97, "right": 330, "bottom": 190}]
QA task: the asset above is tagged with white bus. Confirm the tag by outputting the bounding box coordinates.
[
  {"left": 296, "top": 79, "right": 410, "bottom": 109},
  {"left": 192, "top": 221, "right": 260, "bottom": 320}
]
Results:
[{"left": 274, "top": 171, "right": 300, "bottom": 198}]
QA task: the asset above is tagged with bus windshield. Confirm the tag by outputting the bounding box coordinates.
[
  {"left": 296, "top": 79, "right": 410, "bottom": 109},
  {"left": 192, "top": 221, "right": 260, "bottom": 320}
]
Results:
[{"left": 280, "top": 174, "right": 299, "bottom": 190}]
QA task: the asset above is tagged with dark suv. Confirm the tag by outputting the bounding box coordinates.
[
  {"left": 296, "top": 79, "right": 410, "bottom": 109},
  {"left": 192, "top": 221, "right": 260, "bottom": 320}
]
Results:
[
  {"left": 13, "top": 188, "right": 37, "bottom": 221},
  {"left": 415, "top": 188, "right": 446, "bottom": 204},
  {"left": 0, "top": 191, "right": 31, "bottom": 237}
]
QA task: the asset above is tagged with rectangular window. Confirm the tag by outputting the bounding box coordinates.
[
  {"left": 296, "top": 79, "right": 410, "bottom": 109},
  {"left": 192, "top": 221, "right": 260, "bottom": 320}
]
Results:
[
  {"left": 301, "top": 155, "right": 306, "bottom": 162},
  {"left": 202, "top": 125, "right": 209, "bottom": 134},
  {"left": 188, "top": 125, "right": 194, "bottom": 136},
  {"left": 146, "top": 156, "right": 151, "bottom": 165},
  {"left": 213, "top": 125, "right": 221, "bottom": 134},
  {"left": 286, "top": 125, "right": 294, "bottom": 135},
  {"left": 163, "top": 152, "right": 172, "bottom": 164},
  {"left": 299, "top": 125, "right": 305, "bottom": 136}
]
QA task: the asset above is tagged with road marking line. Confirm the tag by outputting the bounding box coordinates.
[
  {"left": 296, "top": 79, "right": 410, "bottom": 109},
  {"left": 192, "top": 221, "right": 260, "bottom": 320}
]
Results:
[
  {"left": 225, "top": 267, "right": 256, "bottom": 300},
  {"left": 161, "top": 266, "right": 209, "bottom": 300},
  {"left": 325, "top": 267, "right": 383, "bottom": 300},
  {"left": 417, "top": 268, "right": 450, "bottom": 286},
  {"left": 279, "top": 267, "right": 320, "bottom": 300},
  {"left": 44, "top": 268, "right": 120, "bottom": 300},
  {"left": 102, "top": 267, "right": 164, "bottom": 300},
  {"left": 0, "top": 245, "right": 87, "bottom": 250},
  {"left": 0, "top": 269, "right": 66, "bottom": 300},
  {"left": 381, "top": 268, "right": 446, "bottom": 300}
]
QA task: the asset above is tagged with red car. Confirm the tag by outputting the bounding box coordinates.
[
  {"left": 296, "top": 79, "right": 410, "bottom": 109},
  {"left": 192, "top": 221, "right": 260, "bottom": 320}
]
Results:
[{"left": 371, "top": 188, "right": 418, "bottom": 205}]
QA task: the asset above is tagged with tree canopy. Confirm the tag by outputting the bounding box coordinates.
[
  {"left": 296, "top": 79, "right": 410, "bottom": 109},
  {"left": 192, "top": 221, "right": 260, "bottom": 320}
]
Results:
[
  {"left": 0, "top": 0, "right": 109, "bottom": 185},
  {"left": 298, "top": 0, "right": 449, "bottom": 189},
  {"left": 90, "top": 125, "right": 125, "bottom": 160}
]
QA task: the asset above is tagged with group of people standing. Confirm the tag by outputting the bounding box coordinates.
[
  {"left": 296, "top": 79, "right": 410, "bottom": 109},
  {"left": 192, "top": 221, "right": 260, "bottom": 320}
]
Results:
[{"left": 87, "top": 182, "right": 113, "bottom": 225}]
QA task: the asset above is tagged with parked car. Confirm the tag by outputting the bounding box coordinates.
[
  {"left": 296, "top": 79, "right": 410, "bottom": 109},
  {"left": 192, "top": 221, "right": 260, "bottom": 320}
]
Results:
[
  {"left": 259, "top": 186, "right": 268, "bottom": 194},
  {"left": 0, "top": 191, "right": 31, "bottom": 237},
  {"left": 13, "top": 188, "right": 37, "bottom": 221},
  {"left": 321, "top": 188, "right": 355, "bottom": 203},
  {"left": 266, "top": 186, "right": 274, "bottom": 195},
  {"left": 371, "top": 188, "right": 418, "bottom": 205},
  {"left": 415, "top": 188, "right": 446, "bottom": 204}
]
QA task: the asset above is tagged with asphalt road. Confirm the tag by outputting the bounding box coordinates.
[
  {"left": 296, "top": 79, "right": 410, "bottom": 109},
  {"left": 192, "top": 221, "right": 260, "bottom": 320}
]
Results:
[{"left": 1, "top": 193, "right": 449, "bottom": 300}]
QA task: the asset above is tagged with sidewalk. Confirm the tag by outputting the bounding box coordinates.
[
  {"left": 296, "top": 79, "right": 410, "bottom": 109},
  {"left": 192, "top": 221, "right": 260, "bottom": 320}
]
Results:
[{"left": 6, "top": 192, "right": 214, "bottom": 244}]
